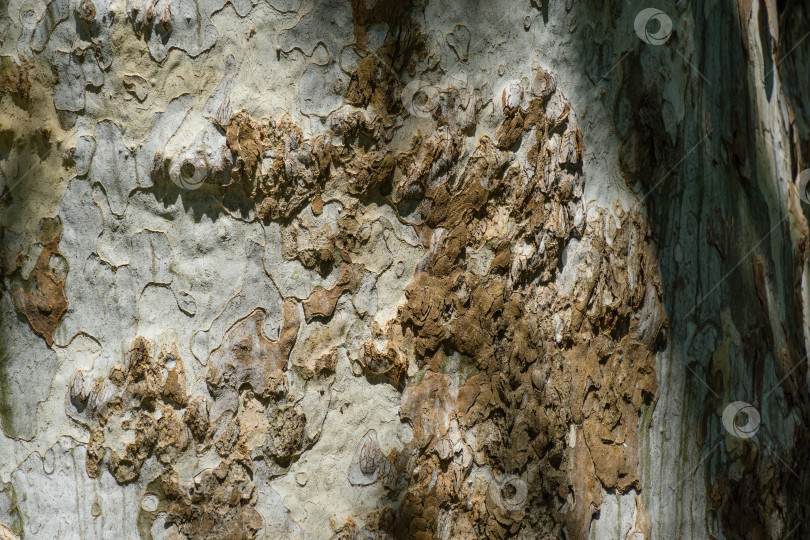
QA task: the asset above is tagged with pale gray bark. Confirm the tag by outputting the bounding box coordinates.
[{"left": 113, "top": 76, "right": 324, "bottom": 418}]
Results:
[{"left": 0, "top": 0, "right": 808, "bottom": 538}]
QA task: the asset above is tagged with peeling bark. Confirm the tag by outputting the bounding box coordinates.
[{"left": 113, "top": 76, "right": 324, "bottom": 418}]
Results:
[{"left": 1, "top": 0, "right": 808, "bottom": 538}]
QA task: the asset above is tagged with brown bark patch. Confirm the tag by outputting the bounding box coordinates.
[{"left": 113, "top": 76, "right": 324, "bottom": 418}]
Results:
[
  {"left": 11, "top": 235, "right": 67, "bottom": 346},
  {"left": 302, "top": 265, "right": 358, "bottom": 322}
]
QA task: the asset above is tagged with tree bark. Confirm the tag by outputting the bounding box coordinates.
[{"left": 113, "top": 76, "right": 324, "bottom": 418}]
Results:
[{"left": 0, "top": 0, "right": 808, "bottom": 538}]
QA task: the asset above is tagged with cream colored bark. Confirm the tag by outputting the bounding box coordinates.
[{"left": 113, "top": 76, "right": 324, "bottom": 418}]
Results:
[{"left": 0, "top": 0, "right": 807, "bottom": 538}]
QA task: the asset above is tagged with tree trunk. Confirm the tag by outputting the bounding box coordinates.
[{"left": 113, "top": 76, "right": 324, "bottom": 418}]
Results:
[{"left": 1, "top": 0, "right": 808, "bottom": 538}]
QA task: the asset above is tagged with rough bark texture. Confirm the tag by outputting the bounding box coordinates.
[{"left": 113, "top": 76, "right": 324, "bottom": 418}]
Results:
[{"left": 0, "top": 0, "right": 808, "bottom": 538}]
